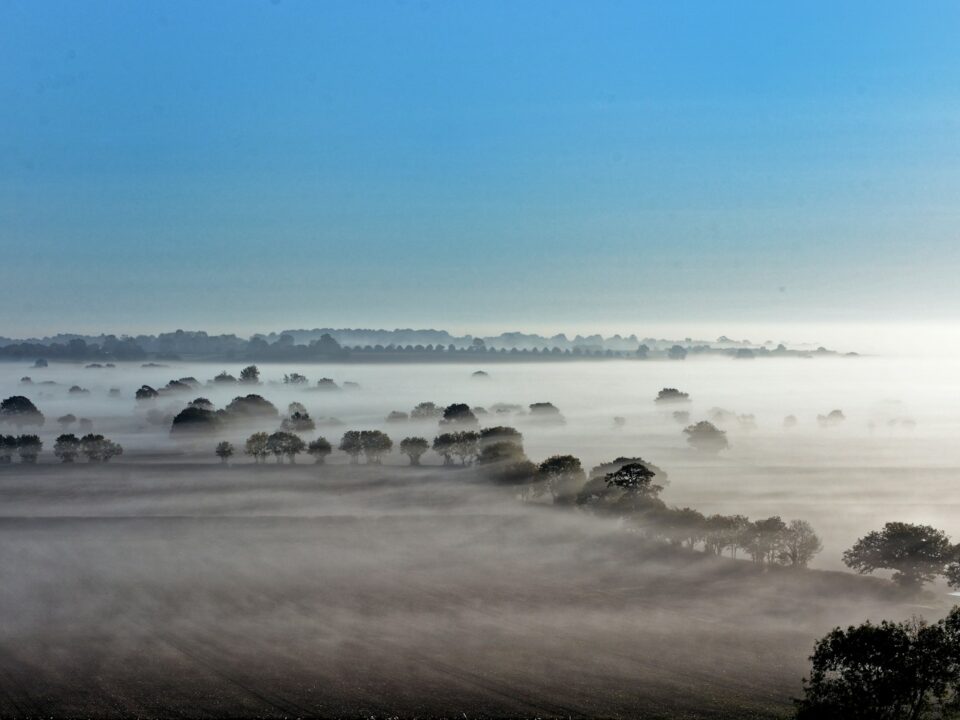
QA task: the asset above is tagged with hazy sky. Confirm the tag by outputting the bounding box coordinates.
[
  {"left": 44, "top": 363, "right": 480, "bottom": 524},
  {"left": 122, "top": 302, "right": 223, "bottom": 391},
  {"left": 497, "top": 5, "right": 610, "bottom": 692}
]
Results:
[{"left": 2, "top": 1, "right": 959, "bottom": 337}]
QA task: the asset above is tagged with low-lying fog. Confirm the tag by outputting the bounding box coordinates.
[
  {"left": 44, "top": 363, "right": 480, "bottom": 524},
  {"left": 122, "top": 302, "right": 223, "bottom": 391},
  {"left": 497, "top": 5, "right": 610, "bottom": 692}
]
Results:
[
  {"left": 11, "top": 355, "right": 960, "bottom": 571},
  {"left": 1, "top": 355, "right": 957, "bottom": 717}
]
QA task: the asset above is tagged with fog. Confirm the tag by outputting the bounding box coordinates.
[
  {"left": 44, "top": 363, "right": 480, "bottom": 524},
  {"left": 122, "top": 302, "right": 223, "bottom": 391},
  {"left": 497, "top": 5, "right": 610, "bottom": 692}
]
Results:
[{"left": 1, "top": 356, "right": 957, "bottom": 717}]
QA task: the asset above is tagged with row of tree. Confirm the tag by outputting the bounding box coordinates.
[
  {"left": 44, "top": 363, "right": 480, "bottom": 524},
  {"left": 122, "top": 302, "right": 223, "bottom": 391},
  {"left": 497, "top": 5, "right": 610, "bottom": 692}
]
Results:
[
  {"left": 0, "top": 433, "right": 125, "bottom": 463},
  {"left": 215, "top": 429, "right": 821, "bottom": 570}
]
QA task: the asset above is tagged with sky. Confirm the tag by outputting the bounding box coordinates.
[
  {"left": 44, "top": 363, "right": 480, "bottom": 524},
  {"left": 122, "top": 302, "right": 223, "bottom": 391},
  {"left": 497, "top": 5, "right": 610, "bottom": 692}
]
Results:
[{"left": 1, "top": 0, "right": 959, "bottom": 340}]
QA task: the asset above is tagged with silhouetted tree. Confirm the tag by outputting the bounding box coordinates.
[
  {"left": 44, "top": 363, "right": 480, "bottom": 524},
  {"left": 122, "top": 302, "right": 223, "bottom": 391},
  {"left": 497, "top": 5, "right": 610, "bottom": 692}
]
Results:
[
  {"left": 267, "top": 431, "right": 305, "bottom": 463},
  {"left": 215, "top": 441, "right": 234, "bottom": 464},
  {"left": 400, "top": 437, "right": 429, "bottom": 465},
  {"left": 449, "top": 431, "right": 479, "bottom": 465},
  {"left": 703, "top": 514, "right": 751, "bottom": 557},
  {"left": 80, "top": 434, "right": 106, "bottom": 462},
  {"left": 224, "top": 394, "right": 278, "bottom": 420},
  {"left": 0, "top": 435, "right": 14, "bottom": 464},
  {"left": 57, "top": 413, "right": 77, "bottom": 430},
  {"left": 411, "top": 402, "right": 442, "bottom": 420},
  {"left": 213, "top": 371, "right": 237, "bottom": 384},
  {"left": 339, "top": 430, "right": 363, "bottom": 463},
  {"left": 16, "top": 434, "right": 42, "bottom": 463},
  {"left": 743, "top": 516, "right": 788, "bottom": 565},
  {"left": 440, "top": 403, "right": 478, "bottom": 427},
  {"left": 359, "top": 430, "right": 393, "bottom": 464},
  {"left": 795, "top": 607, "right": 960, "bottom": 719},
  {"left": 189, "top": 397, "right": 214, "bottom": 411},
  {"left": 307, "top": 437, "right": 332, "bottom": 464},
  {"left": 843, "top": 522, "right": 953, "bottom": 590},
  {"left": 655, "top": 388, "right": 690, "bottom": 403},
  {"left": 239, "top": 365, "right": 260, "bottom": 384},
  {"left": 667, "top": 345, "right": 687, "bottom": 360},
  {"left": 170, "top": 406, "right": 222, "bottom": 434},
  {"left": 283, "top": 373, "right": 308, "bottom": 385},
  {"left": 528, "top": 402, "right": 565, "bottom": 424},
  {"left": 100, "top": 439, "right": 123, "bottom": 463},
  {"left": 281, "top": 410, "right": 316, "bottom": 433},
  {"left": 538, "top": 455, "right": 586, "bottom": 504},
  {"left": 684, "top": 421, "right": 729, "bottom": 454},
  {"left": 780, "top": 519, "right": 823, "bottom": 568},
  {"left": 0, "top": 396, "right": 44, "bottom": 428},
  {"left": 479, "top": 426, "right": 523, "bottom": 448},
  {"left": 54, "top": 434, "right": 81, "bottom": 463},
  {"left": 244, "top": 432, "right": 270, "bottom": 463},
  {"left": 135, "top": 385, "right": 159, "bottom": 401},
  {"left": 386, "top": 411, "right": 409, "bottom": 423},
  {"left": 432, "top": 433, "right": 457, "bottom": 465}
]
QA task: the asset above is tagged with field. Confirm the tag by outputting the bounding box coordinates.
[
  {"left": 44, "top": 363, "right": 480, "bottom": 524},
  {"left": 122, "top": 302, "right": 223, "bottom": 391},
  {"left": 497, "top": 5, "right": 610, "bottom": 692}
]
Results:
[{"left": 0, "top": 356, "right": 957, "bottom": 717}]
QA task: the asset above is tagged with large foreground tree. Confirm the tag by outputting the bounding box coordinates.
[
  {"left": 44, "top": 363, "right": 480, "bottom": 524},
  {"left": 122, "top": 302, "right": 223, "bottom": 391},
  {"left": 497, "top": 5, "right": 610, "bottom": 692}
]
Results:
[{"left": 795, "top": 607, "right": 960, "bottom": 719}]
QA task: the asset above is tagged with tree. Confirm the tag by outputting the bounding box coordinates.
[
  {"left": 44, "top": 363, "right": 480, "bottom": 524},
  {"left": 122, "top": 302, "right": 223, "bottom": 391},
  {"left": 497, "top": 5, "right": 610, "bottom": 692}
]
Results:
[
  {"left": 432, "top": 433, "right": 457, "bottom": 465},
  {"left": 818, "top": 409, "right": 846, "bottom": 427},
  {"left": 100, "top": 439, "right": 123, "bottom": 462},
  {"left": 703, "top": 514, "right": 751, "bottom": 557},
  {"left": 411, "top": 402, "right": 442, "bottom": 420},
  {"left": 267, "top": 431, "right": 305, "bottom": 463},
  {"left": 743, "top": 516, "right": 788, "bottom": 565},
  {"left": 538, "top": 455, "right": 586, "bottom": 504},
  {"left": 667, "top": 345, "right": 687, "bottom": 360},
  {"left": 135, "top": 385, "right": 159, "bottom": 401},
  {"left": 239, "top": 365, "right": 260, "bottom": 384},
  {"left": 57, "top": 414, "right": 77, "bottom": 430},
  {"left": 17, "top": 435, "right": 42, "bottom": 463},
  {"left": 843, "top": 522, "right": 953, "bottom": 590},
  {"left": 440, "top": 403, "right": 478, "bottom": 427},
  {"left": 224, "top": 394, "right": 278, "bottom": 420},
  {"left": 446, "top": 431, "right": 477, "bottom": 465},
  {"left": 54, "top": 434, "right": 81, "bottom": 463},
  {"left": 170, "top": 406, "right": 222, "bottom": 434},
  {"left": 281, "top": 410, "right": 315, "bottom": 433},
  {"left": 80, "top": 434, "right": 106, "bottom": 462},
  {"left": 307, "top": 437, "right": 332, "bottom": 464},
  {"left": 215, "top": 441, "right": 234, "bottom": 464},
  {"left": 339, "top": 431, "right": 363, "bottom": 464},
  {"left": 528, "top": 402, "right": 565, "bottom": 424},
  {"left": 479, "top": 426, "right": 523, "bottom": 448},
  {"left": 400, "top": 437, "right": 429, "bottom": 465},
  {"left": 360, "top": 430, "right": 393, "bottom": 464},
  {"left": 244, "top": 432, "right": 270, "bottom": 463},
  {"left": 683, "top": 421, "right": 729, "bottom": 454},
  {"left": 0, "top": 435, "right": 17, "bottom": 464},
  {"left": 655, "top": 388, "right": 690, "bottom": 403},
  {"left": 779, "top": 519, "right": 823, "bottom": 568},
  {"left": 283, "top": 373, "right": 308, "bottom": 385},
  {"left": 606, "top": 462, "right": 662, "bottom": 495},
  {"left": 0, "top": 396, "right": 44, "bottom": 428},
  {"left": 474, "top": 440, "right": 538, "bottom": 484},
  {"left": 795, "top": 607, "right": 960, "bottom": 720}
]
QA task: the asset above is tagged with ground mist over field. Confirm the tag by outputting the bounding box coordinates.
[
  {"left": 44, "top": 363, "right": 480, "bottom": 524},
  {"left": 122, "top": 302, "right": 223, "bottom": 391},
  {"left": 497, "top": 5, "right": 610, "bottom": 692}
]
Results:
[
  {"left": 0, "top": 463, "right": 926, "bottom": 719},
  {"left": 1, "top": 356, "right": 959, "bottom": 717}
]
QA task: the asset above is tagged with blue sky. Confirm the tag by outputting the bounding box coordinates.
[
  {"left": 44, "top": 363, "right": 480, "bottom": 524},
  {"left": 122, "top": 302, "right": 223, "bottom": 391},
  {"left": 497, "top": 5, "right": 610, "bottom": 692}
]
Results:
[{"left": 2, "top": 0, "right": 959, "bottom": 337}]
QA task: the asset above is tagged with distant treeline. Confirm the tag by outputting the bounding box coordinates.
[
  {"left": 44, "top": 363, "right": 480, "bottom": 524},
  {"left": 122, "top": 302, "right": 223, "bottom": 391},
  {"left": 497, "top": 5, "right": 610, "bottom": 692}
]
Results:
[{"left": 0, "top": 328, "right": 848, "bottom": 364}]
